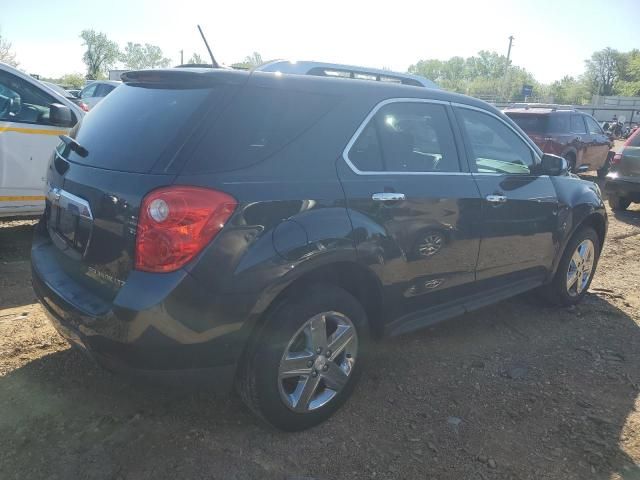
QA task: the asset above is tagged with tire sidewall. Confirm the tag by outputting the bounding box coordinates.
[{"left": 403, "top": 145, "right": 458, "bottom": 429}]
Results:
[{"left": 250, "top": 284, "right": 369, "bottom": 431}]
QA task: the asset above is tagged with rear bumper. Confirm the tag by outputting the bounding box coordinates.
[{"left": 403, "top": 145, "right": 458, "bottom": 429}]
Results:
[
  {"left": 31, "top": 227, "right": 258, "bottom": 393},
  {"left": 604, "top": 177, "right": 640, "bottom": 200}
]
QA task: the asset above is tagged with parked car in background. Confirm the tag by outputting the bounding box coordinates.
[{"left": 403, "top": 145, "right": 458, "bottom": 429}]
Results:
[
  {"left": 0, "top": 62, "right": 84, "bottom": 218},
  {"left": 32, "top": 68, "right": 606, "bottom": 431},
  {"left": 78, "top": 80, "right": 120, "bottom": 110},
  {"left": 66, "top": 89, "right": 81, "bottom": 98},
  {"left": 256, "top": 60, "right": 438, "bottom": 88},
  {"left": 605, "top": 128, "right": 640, "bottom": 210},
  {"left": 42, "top": 81, "right": 89, "bottom": 112},
  {"left": 504, "top": 106, "right": 613, "bottom": 177}
]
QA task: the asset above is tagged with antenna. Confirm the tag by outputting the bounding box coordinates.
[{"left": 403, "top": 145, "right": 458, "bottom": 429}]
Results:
[{"left": 197, "top": 25, "right": 219, "bottom": 68}]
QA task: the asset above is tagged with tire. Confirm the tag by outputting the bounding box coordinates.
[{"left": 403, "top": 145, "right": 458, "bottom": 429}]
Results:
[
  {"left": 542, "top": 227, "right": 600, "bottom": 306},
  {"left": 564, "top": 153, "right": 577, "bottom": 173},
  {"left": 609, "top": 196, "right": 631, "bottom": 211},
  {"left": 597, "top": 156, "right": 611, "bottom": 179},
  {"left": 237, "top": 284, "right": 369, "bottom": 431}
]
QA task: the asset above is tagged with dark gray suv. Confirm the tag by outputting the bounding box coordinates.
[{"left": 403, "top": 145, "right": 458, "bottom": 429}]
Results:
[{"left": 32, "top": 68, "right": 607, "bottom": 431}]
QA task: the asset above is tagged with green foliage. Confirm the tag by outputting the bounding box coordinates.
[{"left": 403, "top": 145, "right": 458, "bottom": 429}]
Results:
[
  {"left": 547, "top": 76, "right": 591, "bottom": 105},
  {"left": 584, "top": 47, "right": 622, "bottom": 96},
  {"left": 231, "top": 52, "right": 264, "bottom": 70},
  {"left": 616, "top": 49, "right": 640, "bottom": 97},
  {"left": 121, "top": 42, "right": 171, "bottom": 70},
  {"left": 408, "top": 50, "right": 539, "bottom": 101},
  {"left": 187, "top": 53, "right": 205, "bottom": 64},
  {"left": 59, "top": 73, "right": 85, "bottom": 89},
  {"left": 80, "top": 30, "right": 120, "bottom": 80},
  {"left": 0, "top": 29, "right": 18, "bottom": 67}
]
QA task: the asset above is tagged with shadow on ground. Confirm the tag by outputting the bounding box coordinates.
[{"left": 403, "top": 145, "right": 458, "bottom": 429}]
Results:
[{"left": 0, "top": 292, "right": 639, "bottom": 479}]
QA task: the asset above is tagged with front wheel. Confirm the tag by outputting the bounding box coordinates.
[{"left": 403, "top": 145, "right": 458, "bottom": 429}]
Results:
[
  {"left": 237, "top": 284, "right": 369, "bottom": 431},
  {"left": 543, "top": 227, "right": 600, "bottom": 306}
]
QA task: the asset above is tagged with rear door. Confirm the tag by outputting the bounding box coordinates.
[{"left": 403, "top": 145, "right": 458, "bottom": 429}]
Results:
[
  {"left": 453, "top": 105, "right": 559, "bottom": 283},
  {"left": 337, "top": 99, "right": 482, "bottom": 321},
  {"left": 0, "top": 68, "right": 75, "bottom": 217}
]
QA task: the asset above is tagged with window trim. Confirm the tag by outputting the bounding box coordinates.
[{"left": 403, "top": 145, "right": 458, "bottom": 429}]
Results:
[
  {"left": 342, "top": 98, "right": 468, "bottom": 176},
  {"left": 451, "top": 102, "right": 542, "bottom": 176}
]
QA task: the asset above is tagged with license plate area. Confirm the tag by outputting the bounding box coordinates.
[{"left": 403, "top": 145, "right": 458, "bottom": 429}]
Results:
[{"left": 47, "top": 187, "right": 94, "bottom": 256}]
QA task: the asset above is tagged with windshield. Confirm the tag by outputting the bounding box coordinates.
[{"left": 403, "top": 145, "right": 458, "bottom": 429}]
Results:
[{"left": 506, "top": 113, "right": 548, "bottom": 133}]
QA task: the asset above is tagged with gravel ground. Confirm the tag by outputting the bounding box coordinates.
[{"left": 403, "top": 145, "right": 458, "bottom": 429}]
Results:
[{"left": 1, "top": 177, "right": 639, "bottom": 480}]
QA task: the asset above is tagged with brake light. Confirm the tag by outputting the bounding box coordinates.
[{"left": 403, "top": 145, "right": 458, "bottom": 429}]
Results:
[
  {"left": 135, "top": 186, "right": 237, "bottom": 273},
  {"left": 612, "top": 153, "right": 622, "bottom": 165},
  {"left": 79, "top": 102, "right": 89, "bottom": 112}
]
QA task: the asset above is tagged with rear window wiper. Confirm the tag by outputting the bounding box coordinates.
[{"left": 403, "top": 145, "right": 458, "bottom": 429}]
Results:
[{"left": 59, "top": 135, "right": 89, "bottom": 157}]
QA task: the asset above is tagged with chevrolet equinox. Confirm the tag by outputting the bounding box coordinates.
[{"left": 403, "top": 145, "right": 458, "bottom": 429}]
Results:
[{"left": 32, "top": 68, "right": 607, "bottom": 431}]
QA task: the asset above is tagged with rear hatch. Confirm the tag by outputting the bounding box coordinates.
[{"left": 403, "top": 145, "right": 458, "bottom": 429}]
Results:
[
  {"left": 505, "top": 112, "right": 550, "bottom": 148},
  {"left": 43, "top": 69, "right": 245, "bottom": 301}
]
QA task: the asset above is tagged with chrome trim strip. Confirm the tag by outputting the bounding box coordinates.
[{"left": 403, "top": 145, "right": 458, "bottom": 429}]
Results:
[
  {"left": 342, "top": 98, "right": 471, "bottom": 176},
  {"left": 47, "top": 186, "right": 93, "bottom": 220}
]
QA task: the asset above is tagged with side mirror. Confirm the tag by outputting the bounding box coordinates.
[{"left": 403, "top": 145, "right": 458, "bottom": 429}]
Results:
[
  {"left": 540, "top": 153, "right": 568, "bottom": 176},
  {"left": 49, "top": 103, "right": 75, "bottom": 127}
]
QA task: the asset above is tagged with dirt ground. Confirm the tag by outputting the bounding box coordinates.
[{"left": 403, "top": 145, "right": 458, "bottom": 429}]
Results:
[{"left": 1, "top": 177, "right": 640, "bottom": 480}]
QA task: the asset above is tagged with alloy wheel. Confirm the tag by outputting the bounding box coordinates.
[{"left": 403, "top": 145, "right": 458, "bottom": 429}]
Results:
[
  {"left": 566, "top": 239, "right": 595, "bottom": 296},
  {"left": 278, "top": 311, "right": 358, "bottom": 413}
]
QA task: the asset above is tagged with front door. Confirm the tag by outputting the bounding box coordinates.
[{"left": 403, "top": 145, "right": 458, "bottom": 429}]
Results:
[
  {"left": 0, "top": 69, "right": 72, "bottom": 216},
  {"left": 584, "top": 115, "right": 611, "bottom": 169},
  {"left": 337, "top": 99, "right": 482, "bottom": 322},
  {"left": 453, "top": 106, "right": 559, "bottom": 282}
]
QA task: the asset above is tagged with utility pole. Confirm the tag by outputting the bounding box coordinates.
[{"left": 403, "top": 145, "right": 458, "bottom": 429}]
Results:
[
  {"left": 180, "top": 49, "right": 184, "bottom": 65},
  {"left": 502, "top": 35, "right": 515, "bottom": 102}
]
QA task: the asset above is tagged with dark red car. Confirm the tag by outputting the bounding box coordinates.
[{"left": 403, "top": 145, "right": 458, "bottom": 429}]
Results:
[{"left": 504, "top": 107, "right": 613, "bottom": 177}]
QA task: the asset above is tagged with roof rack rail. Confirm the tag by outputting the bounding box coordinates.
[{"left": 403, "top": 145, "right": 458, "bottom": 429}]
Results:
[{"left": 508, "top": 102, "right": 574, "bottom": 111}]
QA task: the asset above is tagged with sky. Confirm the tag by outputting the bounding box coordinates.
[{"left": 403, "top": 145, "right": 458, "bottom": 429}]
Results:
[{"left": 3, "top": 0, "right": 639, "bottom": 84}]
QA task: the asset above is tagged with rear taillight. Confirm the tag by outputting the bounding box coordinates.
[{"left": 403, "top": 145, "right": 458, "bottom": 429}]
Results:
[
  {"left": 135, "top": 186, "right": 237, "bottom": 273},
  {"left": 79, "top": 102, "right": 89, "bottom": 112},
  {"left": 612, "top": 153, "right": 622, "bottom": 165}
]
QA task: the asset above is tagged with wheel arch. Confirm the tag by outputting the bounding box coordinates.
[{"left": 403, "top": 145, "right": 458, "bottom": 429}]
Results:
[{"left": 235, "top": 260, "right": 385, "bottom": 382}]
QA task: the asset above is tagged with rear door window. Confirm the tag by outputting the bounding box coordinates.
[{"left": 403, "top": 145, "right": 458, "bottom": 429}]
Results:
[
  {"left": 183, "top": 86, "right": 339, "bottom": 173},
  {"left": 571, "top": 115, "right": 587, "bottom": 134},
  {"left": 348, "top": 102, "right": 460, "bottom": 173},
  {"left": 548, "top": 114, "right": 570, "bottom": 133},
  {"left": 66, "top": 84, "right": 228, "bottom": 173},
  {"left": 80, "top": 84, "right": 97, "bottom": 99}
]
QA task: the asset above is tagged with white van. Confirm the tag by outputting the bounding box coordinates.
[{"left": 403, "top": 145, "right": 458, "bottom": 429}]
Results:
[{"left": 1, "top": 62, "right": 84, "bottom": 218}]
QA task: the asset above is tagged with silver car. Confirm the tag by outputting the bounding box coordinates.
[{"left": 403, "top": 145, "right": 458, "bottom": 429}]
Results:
[{"left": 78, "top": 80, "right": 120, "bottom": 110}]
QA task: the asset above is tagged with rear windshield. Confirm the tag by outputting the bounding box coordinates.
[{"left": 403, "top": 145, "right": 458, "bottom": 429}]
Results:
[
  {"left": 506, "top": 114, "right": 548, "bottom": 133},
  {"left": 182, "top": 85, "right": 339, "bottom": 173},
  {"left": 66, "top": 84, "right": 228, "bottom": 173}
]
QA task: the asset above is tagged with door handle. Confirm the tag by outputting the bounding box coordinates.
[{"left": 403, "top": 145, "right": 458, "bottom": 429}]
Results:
[
  {"left": 486, "top": 194, "right": 507, "bottom": 204},
  {"left": 372, "top": 192, "right": 406, "bottom": 202}
]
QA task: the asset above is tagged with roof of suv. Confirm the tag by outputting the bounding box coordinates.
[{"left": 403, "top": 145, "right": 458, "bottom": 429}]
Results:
[{"left": 123, "top": 67, "right": 487, "bottom": 109}]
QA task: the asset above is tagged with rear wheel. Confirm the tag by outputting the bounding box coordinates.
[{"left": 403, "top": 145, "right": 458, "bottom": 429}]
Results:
[
  {"left": 543, "top": 227, "right": 600, "bottom": 306},
  {"left": 609, "top": 196, "right": 631, "bottom": 211},
  {"left": 238, "top": 284, "right": 369, "bottom": 431},
  {"left": 597, "top": 155, "right": 611, "bottom": 179}
]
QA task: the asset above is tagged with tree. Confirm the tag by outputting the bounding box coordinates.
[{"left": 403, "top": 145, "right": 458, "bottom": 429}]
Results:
[
  {"left": 547, "top": 76, "right": 590, "bottom": 104},
  {"left": 584, "top": 47, "right": 621, "bottom": 96},
  {"left": 187, "top": 53, "right": 205, "bottom": 64},
  {"left": 0, "top": 30, "right": 18, "bottom": 67},
  {"left": 121, "top": 42, "right": 171, "bottom": 70},
  {"left": 80, "top": 30, "right": 119, "bottom": 80},
  {"left": 231, "top": 52, "right": 264, "bottom": 70},
  {"left": 616, "top": 49, "right": 640, "bottom": 97},
  {"left": 59, "top": 73, "right": 86, "bottom": 89}
]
